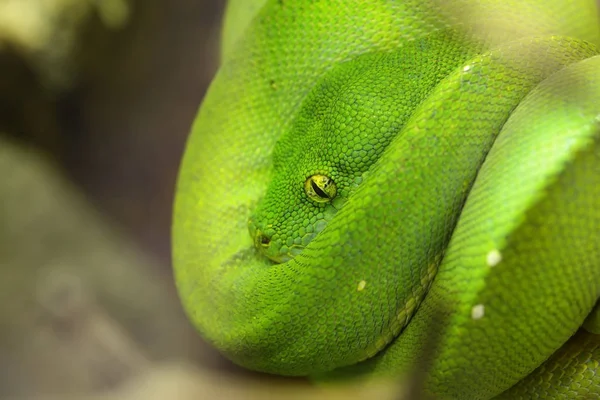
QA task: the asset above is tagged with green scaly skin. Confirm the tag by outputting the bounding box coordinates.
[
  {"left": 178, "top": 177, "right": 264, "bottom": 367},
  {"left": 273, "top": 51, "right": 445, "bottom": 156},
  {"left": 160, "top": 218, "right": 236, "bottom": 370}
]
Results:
[{"left": 172, "top": 1, "right": 600, "bottom": 398}]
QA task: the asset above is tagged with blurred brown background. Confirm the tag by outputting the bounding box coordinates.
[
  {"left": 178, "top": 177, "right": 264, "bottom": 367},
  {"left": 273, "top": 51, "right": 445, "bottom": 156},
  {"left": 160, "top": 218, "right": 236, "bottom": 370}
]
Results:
[{"left": 62, "top": 0, "right": 223, "bottom": 269}]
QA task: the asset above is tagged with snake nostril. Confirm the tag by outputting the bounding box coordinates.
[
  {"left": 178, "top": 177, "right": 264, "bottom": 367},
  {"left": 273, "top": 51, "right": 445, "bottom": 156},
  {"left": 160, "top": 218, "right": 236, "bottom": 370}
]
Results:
[{"left": 259, "top": 233, "right": 271, "bottom": 246}]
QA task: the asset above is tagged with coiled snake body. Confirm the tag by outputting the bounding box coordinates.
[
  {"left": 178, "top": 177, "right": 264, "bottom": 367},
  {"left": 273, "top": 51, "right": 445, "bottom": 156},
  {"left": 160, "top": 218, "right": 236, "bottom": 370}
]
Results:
[{"left": 173, "top": 1, "right": 600, "bottom": 398}]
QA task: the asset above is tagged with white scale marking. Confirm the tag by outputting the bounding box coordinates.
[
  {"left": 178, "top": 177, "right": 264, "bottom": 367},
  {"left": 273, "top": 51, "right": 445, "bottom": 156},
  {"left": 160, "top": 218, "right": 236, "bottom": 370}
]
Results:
[
  {"left": 486, "top": 249, "right": 502, "bottom": 267},
  {"left": 471, "top": 304, "right": 485, "bottom": 320}
]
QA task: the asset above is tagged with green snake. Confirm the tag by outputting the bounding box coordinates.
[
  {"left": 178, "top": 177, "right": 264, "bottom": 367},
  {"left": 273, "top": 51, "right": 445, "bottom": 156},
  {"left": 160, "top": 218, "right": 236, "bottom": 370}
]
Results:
[{"left": 172, "top": 1, "right": 600, "bottom": 398}]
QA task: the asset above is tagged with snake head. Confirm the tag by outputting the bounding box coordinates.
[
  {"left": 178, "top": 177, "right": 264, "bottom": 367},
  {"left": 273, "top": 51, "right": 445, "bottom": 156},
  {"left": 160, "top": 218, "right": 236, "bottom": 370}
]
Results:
[{"left": 246, "top": 52, "right": 412, "bottom": 264}]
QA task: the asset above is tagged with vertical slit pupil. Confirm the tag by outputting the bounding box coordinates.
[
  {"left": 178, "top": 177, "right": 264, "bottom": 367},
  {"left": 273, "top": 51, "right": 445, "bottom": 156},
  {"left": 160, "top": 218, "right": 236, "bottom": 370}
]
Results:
[{"left": 311, "top": 179, "right": 329, "bottom": 198}]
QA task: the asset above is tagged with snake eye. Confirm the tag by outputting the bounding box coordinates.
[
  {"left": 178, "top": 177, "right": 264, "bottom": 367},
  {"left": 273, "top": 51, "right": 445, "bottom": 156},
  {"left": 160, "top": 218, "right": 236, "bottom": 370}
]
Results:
[{"left": 304, "top": 174, "right": 337, "bottom": 203}]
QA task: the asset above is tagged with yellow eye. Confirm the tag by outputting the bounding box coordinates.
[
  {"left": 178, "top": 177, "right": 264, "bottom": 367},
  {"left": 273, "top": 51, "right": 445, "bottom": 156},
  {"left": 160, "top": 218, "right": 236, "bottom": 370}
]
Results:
[{"left": 304, "top": 174, "right": 337, "bottom": 203}]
